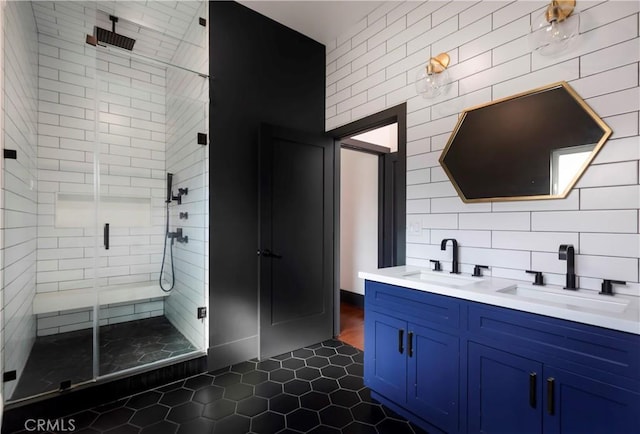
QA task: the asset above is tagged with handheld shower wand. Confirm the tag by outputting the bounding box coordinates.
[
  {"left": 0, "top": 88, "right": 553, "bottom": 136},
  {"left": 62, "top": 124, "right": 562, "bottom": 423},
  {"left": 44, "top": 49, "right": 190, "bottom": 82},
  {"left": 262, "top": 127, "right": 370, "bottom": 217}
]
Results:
[
  {"left": 166, "top": 172, "right": 173, "bottom": 203},
  {"left": 160, "top": 172, "right": 175, "bottom": 291}
]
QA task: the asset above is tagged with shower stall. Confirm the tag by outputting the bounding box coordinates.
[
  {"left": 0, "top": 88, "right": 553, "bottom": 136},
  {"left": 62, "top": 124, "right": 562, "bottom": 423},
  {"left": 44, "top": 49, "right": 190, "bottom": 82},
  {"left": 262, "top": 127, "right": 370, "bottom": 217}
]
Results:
[{"left": 1, "top": 0, "right": 209, "bottom": 403}]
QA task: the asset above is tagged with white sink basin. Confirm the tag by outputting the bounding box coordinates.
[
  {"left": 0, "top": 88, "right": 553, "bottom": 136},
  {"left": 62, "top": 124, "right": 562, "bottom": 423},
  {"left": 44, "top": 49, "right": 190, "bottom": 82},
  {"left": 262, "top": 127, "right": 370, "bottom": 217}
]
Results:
[
  {"left": 497, "top": 285, "right": 630, "bottom": 313},
  {"left": 403, "top": 270, "right": 482, "bottom": 287}
]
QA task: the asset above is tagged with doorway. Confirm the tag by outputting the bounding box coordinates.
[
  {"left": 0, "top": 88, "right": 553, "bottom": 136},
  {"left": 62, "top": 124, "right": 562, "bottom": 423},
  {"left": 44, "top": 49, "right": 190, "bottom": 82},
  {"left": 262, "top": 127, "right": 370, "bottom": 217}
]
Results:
[{"left": 328, "top": 103, "right": 407, "bottom": 342}]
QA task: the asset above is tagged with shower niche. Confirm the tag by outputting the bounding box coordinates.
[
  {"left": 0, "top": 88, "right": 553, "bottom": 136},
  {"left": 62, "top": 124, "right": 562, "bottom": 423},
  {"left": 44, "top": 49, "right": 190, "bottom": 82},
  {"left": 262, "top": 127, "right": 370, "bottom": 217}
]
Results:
[{"left": 2, "top": 1, "right": 209, "bottom": 402}]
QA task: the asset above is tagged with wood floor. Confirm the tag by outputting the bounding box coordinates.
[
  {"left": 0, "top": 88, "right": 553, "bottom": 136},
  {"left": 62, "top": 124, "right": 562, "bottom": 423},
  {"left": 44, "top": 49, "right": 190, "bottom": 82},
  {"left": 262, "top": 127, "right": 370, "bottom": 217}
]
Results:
[{"left": 338, "top": 301, "right": 364, "bottom": 351}]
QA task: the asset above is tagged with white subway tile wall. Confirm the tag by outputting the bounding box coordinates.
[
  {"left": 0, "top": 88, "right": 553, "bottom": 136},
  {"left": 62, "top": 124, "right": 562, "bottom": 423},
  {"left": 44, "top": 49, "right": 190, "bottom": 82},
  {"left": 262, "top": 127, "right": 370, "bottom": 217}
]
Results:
[
  {"left": 326, "top": 0, "right": 640, "bottom": 296},
  {"left": 1, "top": 0, "right": 39, "bottom": 400}
]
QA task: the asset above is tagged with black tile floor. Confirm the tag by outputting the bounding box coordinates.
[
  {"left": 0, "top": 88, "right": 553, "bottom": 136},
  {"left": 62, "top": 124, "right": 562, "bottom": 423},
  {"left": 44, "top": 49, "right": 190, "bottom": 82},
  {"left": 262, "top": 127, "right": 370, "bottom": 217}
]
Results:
[
  {"left": 12, "top": 316, "right": 197, "bottom": 400},
  {"left": 11, "top": 339, "right": 428, "bottom": 434}
]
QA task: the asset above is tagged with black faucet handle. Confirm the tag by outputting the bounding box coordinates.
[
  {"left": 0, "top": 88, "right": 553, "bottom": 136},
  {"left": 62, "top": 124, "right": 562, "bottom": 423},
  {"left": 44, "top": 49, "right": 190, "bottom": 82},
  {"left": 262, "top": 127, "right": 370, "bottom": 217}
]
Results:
[
  {"left": 473, "top": 265, "right": 489, "bottom": 277},
  {"left": 429, "top": 259, "right": 441, "bottom": 271},
  {"left": 526, "top": 270, "right": 544, "bottom": 286},
  {"left": 600, "top": 279, "right": 626, "bottom": 296}
]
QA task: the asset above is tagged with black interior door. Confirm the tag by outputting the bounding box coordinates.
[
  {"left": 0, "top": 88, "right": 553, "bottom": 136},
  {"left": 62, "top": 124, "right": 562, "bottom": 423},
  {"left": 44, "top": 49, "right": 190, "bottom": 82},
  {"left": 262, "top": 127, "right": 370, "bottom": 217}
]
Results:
[{"left": 259, "top": 124, "right": 334, "bottom": 359}]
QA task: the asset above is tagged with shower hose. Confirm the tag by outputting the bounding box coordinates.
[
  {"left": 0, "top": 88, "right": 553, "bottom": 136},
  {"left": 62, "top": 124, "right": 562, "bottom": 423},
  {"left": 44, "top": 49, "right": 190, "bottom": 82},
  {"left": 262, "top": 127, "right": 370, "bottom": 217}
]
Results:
[{"left": 159, "top": 201, "right": 174, "bottom": 292}]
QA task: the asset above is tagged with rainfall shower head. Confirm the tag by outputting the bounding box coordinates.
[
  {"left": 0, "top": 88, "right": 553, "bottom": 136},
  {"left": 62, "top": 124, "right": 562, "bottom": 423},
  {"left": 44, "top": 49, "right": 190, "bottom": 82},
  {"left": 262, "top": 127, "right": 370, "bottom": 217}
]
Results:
[{"left": 86, "top": 15, "right": 136, "bottom": 51}]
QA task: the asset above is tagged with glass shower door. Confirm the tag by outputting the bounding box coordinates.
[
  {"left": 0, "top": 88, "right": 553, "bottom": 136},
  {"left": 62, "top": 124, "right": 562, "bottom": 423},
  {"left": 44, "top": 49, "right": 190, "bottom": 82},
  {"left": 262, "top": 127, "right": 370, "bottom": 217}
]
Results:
[{"left": 94, "top": 43, "right": 208, "bottom": 378}]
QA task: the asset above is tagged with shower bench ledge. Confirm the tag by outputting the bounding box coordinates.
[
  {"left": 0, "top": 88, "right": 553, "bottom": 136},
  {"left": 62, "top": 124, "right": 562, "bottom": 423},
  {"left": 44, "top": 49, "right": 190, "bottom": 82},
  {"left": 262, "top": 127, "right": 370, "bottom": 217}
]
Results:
[{"left": 33, "top": 282, "right": 170, "bottom": 314}]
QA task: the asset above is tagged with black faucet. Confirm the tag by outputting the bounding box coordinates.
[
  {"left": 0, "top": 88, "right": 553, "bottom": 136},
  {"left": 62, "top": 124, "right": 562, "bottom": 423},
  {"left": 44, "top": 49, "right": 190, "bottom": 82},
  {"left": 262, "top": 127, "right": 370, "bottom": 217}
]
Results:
[
  {"left": 440, "top": 239, "right": 459, "bottom": 274},
  {"left": 558, "top": 244, "right": 576, "bottom": 290}
]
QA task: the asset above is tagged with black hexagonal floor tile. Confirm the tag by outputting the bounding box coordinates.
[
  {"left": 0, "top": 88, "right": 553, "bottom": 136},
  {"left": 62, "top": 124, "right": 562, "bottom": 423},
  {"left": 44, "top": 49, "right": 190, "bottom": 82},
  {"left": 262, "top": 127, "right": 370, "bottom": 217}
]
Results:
[
  {"left": 283, "top": 379, "right": 311, "bottom": 395},
  {"left": 319, "top": 404, "right": 354, "bottom": 428},
  {"left": 254, "top": 381, "right": 282, "bottom": 398},
  {"left": 104, "top": 423, "right": 139, "bottom": 434},
  {"left": 193, "top": 385, "right": 224, "bottom": 404},
  {"left": 270, "top": 368, "right": 295, "bottom": 383},
  {"left": 281, "top": 357, "right": 305, "bottom": 370},
  {"left": 175, "top": 417, "right": 214, "bottom": 434},
  {"left": 287, "top": 408, "right": 319, "bottom": 432},
  {"left": 306, "top": 355, "right": 330, "bottom": 368},
  {"left": 337, "top": 345, "right": 359, "bottom": 356},
  {"left": 213, "top": 414, "right": 250, "bottom": 434},
  {"left": 223, "top": 382, "right": 253, "bottom": 401},
  {"left": 309, "top": 425, "right": 341, "bottom": 434},
  {"left": 376, "top": 418, "right": 417, "bottom": 434},
  {"left": 296, "top": 366, "right": 321, "bottom": 381},
  {"left": 212, "top": 371, "right": 241, "bottom": 387},
  {"left": 315, "top": 347, "right": 337, "bottom": 357},
  {"left": 300, "top": 391, "right": 331, "bottom": 411},
  {"left": 130, "top": 404, "right": 169, "bottom": 427},
  {"left": 159, "top": 388, "right": 193, "bottom": 407},
  {"left": 346, "top": 363, "right": 364, "bottom": 377},
  {"left": 203, "top": 398, "right": 236, "bottom": 420},
  {"left": 339, "top": 374, "right": 365, "bottom": 391},
  {"left": 329, "top": 354, "right": 353, "bottom": 366},
  {"left": 140, "top": 420, "right": 178, "bottom": 434},
  {"left": 256, "top": 359, "right": 281, "bottom": 371},
  {"left": 311, "top": 377, "right": 339, "bottom": 394},
  {"left": 269, "top": 393, "right": 299, "bottom": 414},
  {"left": 271, "top": 352, "right": 292, "bottom": 361},
  {"left": 242, "top": 369, "right": 268, "bottom": 385},
  {"left": 322, "top": 339, "right": 343, "bottom": 348},
  {"left": 230, "top": 360, "right": 257, "bottom": 374},
  {"left": 166, "top": 401, "right": 203, "bottom": 424},
  {"left": 342, "top": 421, "right": 377, "bottom": 434},
  {"left": 126, "top": 390, "right": 162, "bottom": 409},
  {"left": 92, "top": 407, "right": 134, "bottom": 431},
  {"left": 321, "top": 365, "right": 347, "bottom": 379},
  {"left": 292, "top": 348, "right": 314, "bottom": 359},
  {"left": 183, "top": 374, "right": 214, "bottom": 391},
  {"left": 352, "top": 402, "right": 385, "bottom": 425},
  {"left": 237, "top": 396, "right": 268, "bottom": 417},
  {"left": 251, "top": 410, "right": 285, "bottom": 434},
  {"left": 329, "top": 389, "right": 360, "bottom": 408}
]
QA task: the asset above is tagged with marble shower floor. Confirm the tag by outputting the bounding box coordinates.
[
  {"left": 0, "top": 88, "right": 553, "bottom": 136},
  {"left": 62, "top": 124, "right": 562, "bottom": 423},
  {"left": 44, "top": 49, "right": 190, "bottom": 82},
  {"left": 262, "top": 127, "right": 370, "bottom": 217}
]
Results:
[{"left": 11, "top": 316, "right": 197, "bottom": 400}]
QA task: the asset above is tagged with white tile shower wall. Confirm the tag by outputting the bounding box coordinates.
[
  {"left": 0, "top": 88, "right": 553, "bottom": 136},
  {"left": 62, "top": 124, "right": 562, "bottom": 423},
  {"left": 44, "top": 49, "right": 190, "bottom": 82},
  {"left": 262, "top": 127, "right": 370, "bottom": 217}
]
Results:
[
  {"left": 326, "top": 0, "right": 640, "bottom": 296},
  {"left": 164, "top": 2, "right": 208, "bottom": 350},
  {"left": 1, "top": 0, "right": 39, "bottom": 399},
  {"left": 0, "top": 0, "right": 5, "bottom": 409},
  {"left": 35, "top": 3, "right": 168, "bottom": 332}
]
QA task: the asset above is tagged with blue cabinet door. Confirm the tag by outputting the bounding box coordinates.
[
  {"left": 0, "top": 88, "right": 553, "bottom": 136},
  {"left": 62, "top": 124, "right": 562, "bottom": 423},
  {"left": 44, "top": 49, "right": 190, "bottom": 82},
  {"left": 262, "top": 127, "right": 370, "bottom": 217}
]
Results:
[
  {"left": 364, "top": 310, "right": 407, "bottom": 403},
  {"left": 468, "top": 342, "right": 543, "bottom": 434},
  {"left": 543, "top": 366, "right": 640, "bottom": 434},
  {"left": 407, "top": 322, "right": 460, "bottom": 433}
]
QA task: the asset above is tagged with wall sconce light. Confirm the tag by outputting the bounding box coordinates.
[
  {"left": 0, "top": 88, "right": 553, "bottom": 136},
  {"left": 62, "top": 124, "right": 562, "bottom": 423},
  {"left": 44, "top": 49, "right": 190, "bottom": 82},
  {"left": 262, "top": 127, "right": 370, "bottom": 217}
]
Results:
[
  {"left": 415, "top": 53, "right": 450, "bottom": 99},
  {"left": 530, "top": 0, "right": 580, "bottom": 56}
]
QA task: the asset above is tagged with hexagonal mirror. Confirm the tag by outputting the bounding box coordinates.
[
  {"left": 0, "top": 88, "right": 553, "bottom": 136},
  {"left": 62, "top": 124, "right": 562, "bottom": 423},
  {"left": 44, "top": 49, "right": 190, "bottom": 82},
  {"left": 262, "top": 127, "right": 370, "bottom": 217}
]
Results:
[{"left": 440, "top": 81, "right": 611, "bottom": 203}]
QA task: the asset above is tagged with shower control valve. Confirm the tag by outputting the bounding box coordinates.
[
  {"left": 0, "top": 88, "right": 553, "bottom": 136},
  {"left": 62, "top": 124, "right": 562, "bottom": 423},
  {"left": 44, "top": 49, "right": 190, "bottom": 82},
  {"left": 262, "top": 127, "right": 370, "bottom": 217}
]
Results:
[{"left": 171, "top": 187, "right": 189, "bottom": 205}]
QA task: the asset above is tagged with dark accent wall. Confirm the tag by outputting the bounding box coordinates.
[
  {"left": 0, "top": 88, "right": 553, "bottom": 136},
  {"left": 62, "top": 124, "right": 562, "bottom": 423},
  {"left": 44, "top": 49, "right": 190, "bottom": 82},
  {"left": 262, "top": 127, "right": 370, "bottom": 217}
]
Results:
[{"left": 209, "top": 2, "right": 325, "bottom": 369}]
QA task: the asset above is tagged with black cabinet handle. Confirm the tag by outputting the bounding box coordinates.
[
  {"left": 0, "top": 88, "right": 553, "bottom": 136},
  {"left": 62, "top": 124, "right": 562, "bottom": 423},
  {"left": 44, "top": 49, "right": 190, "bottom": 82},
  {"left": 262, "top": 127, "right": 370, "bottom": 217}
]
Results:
[
  {"left": 547, "top": 377, "right": 555, "bottom": 415},
  {"left": 104, "top": 223, "right": 109, "bottom": 250},
  {"left": 407, "top": 331, "right": 414, "bottom": 357},
  {"left": 398, "top": 329, "right": 404, "bottom": 354},
  {"left": 529, "top": 372, "right": 537, "bottom": 408}
]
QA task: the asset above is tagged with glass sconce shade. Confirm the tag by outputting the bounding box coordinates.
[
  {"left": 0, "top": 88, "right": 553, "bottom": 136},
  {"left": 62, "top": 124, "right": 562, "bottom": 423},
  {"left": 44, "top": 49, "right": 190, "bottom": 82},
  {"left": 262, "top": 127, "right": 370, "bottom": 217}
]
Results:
[
  {"left": 415, "top": 53, "right": 450, "bottom": 99},
  {"left": 530, "top": 1, "right": 580, "bottom": 56}
]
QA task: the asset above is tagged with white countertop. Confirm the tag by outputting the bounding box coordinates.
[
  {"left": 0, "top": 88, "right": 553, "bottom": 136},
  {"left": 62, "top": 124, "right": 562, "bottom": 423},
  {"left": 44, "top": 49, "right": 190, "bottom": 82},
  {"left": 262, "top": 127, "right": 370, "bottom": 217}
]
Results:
[{"left": 359, "top": 266, "right": 640, "bottom": 335}]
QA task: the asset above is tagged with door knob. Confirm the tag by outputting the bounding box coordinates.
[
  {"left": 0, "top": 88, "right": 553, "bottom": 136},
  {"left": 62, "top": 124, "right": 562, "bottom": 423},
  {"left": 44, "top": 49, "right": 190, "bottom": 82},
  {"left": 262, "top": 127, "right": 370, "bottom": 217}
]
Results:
[{"left": 257, "top": 249, "right": 282, "bottom": 259}]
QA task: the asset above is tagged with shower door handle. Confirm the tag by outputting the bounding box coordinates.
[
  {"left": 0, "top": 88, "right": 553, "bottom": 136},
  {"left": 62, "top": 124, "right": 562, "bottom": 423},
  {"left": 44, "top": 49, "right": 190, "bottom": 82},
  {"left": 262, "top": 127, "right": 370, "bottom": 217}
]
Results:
[{"left": 104, "top": 223, "right": 109, "bottom": 250}]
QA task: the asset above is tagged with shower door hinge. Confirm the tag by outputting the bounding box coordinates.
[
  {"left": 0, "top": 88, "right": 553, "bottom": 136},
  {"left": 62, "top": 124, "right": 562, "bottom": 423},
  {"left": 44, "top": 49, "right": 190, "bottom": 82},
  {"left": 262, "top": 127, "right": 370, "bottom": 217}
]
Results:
[
  {"left": 4, "top": 149, "right": 17, "bottom": 159},
  {"left": 198, "top": 133, "right": 207, "bottom": 145},
  {"left": 199, "top": 17, "right": 207, "bottom": 27},
  {"left": 3, "top": 370, "right": 16, "bottom": 382},
  {"left": 197, "top": 306, "right": 207, "bottom": 319}
]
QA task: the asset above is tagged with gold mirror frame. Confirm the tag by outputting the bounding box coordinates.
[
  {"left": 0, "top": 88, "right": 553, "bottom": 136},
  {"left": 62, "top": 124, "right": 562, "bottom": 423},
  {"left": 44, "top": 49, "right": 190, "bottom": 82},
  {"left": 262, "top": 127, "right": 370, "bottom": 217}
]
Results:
[{"left": 439, "top": 81, "right": 612, "bottom": 203}]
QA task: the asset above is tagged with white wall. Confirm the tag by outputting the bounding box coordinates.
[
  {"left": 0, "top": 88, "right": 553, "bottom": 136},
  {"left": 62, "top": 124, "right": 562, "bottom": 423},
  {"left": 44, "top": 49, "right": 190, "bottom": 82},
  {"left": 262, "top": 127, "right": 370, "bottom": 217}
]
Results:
[
  {"left": 0, "top": 0, "right": 6, "bottom": 415},
  {"left": 326, "top": 0, "right": 640, "bottom": 297},
  {"left": 1, "top": 0, "right": 39, "bottom": 399},
  {"left": 341, "top": 148, "right": 379, "bottom": 295}
]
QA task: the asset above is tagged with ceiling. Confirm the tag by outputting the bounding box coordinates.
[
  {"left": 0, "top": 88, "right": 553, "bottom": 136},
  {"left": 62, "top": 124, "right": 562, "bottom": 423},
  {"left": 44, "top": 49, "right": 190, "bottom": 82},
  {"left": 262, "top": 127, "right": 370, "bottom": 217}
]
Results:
[{"left": 237, "top": 1, "right": 386, "bottom": 45}]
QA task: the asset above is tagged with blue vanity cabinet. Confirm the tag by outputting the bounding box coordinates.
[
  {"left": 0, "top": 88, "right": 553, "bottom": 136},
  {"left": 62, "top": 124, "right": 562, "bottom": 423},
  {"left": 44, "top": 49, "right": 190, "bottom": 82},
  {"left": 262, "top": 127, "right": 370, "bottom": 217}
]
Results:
[
  {"left": 468, "top": 343, "right": 543, "bottom": 434},
  {"left": 543, "top": 366, "right": 640, "bottom": 434},
  {"left": 364, "top": 281, "right": 461, "bottom": 434}
]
